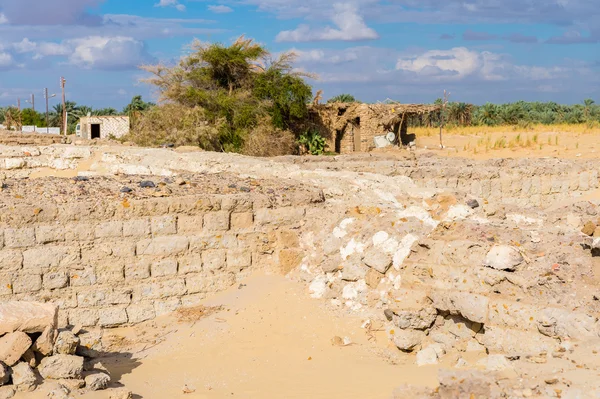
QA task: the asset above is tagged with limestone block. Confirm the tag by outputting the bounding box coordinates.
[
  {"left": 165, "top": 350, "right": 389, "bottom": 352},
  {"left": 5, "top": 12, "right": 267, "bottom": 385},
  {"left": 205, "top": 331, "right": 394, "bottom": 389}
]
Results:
[
  {"left": 68, "top": 309, "right": 99, "bottom": 327},
  {"left": 53, "top": 331, "right": 79, "bottom": 355},
  {"left": 254, "top": 207, "right": 305, "bottom": 227},
  {"left": 362, "top": 248, "right": 392, "bottom": 274},
  {"left": 151, "top": 258, "right": 178, "bottom": 277},
  {"left": 126, "top": 303, "right": 156, "bottom": 324},
  {"left": 392, "top": 329, "right": 425, "bottom": 352},
  {"left": 42, "top": 271, "right": 69, "bottom": 290},
  {"left": 186, "top": 273, "right": 235, "bottom": 294},
  {"left": 483, "top": 245, "right": 523, "bottom": 271},
  {"left": 125, "top": 259, "right": 150, "bottom": 281},
  {"left": 226, "top": 249, "right": 252, "bottom": 271},
  {"left": 94, "top": 221, "right": 123, "bottom": 239},
  {"left": 98, "top": 307, "right": 128, "bottom": 327},
  {"left": 69, "top": 267, "right": 96, "bottom": 287},
  {"left": 428, "top": 290, "right": 489, "bottom": 324},
  {"left": 64, "top": 223, "right": 95, "bottom": 242},
  {"left": 133, "top": 279, "right": 186, "bottom": 300},
  {"left": 77, "top": 289, "right": 130, "bottom": 308},
  {"left": 85, "top": 371, "right": 111, "bottom": 391},
  {"left": 31, "top": 325, "right": 56, "bottom": 356},
  {"left": 230, "top": 212, "right": 253, "bottom": 230},
  {"left": 10, "top": 362, "right": 36, "bottom": 391},
  {"left": 277, "top": 230, "right": 300, "bottom": 248},
  {"left": 151, "top": 215, "right": 177, "bottom": 236},
  {"left": 136, "top": 236, "right": 189, "bottom": 256},
  {"left": 0, "top": 332, "right": 32, "bottom": 366},
  {"left": 203, "top": 211, "right": 230, "bottom": 232},
  {"left": 122, "top": 219, "right": 150, "bottom": 237},
  {"left": 0, "top": 302, "right": 57, "bottom": 335},
  {"left": 177, "top": 215, "right": 204, "bottom": 234},
  {"left": 189, "top": 233, "right": 238, "bottom": 252},
  {"left": 35, "top": 225, "right": 65, "bottom": 244},
  {"left": 202, "top": 249, "right": 226, "bottom": 272},
  {"left": 0, "top": 250, "right": 23, "bottom": 272},
  {"left": 12, "top": 274, "right": 42, "bottom": 294},
  {"left": 95, "top": 262, "right": 125, "bottom": 284},
  {"left": 23, "top": 246, "right": 80, "bottom": 273},
  {"left": 38, "top": 355, "right": 84, "bottom": 379},
  {"left": 4, "top": 228, "right": 35, "bottom": 248},
  {"left": 476, "top": 326, "right": 557, "bottom": 357},
  {"left": 279, "top": 249, "right": 303, "bottom": 275},
  {"left": 177, "top": 255, "right": 202, "bottom": 275}
]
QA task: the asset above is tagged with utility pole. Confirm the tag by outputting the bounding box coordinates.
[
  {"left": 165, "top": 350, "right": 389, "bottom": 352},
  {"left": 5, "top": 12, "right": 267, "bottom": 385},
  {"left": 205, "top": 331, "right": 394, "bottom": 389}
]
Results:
[
  {"left": 25, "top": 94, "right": 35, "bottom": 132},
  {"left": 44, "top": 88, "right": 56, "bottom": 134},
  {"left": 439, "top": 90, "right": 450, "bottom": 149},
  {"left": 60, "top": 77, "right": 67, "bottom": 136},
  {"left": 17, "top": 98, "right": 20, "bottom": 111}
]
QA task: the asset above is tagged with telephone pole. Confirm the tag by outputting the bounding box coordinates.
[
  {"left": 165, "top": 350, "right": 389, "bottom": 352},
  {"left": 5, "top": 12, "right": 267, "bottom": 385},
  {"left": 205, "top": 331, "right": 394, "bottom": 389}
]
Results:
[
  {"left": 60, "top": 77, "right": 67, "bottom": 136},
  {"left": 25, "top": 94, "right": 35, "bottom": 132},
  {"left": 17, "top": 98, "right": 20, "bottom": 111},
  {"left": 44, "top": 88, "right": 56, "bottom": 134}
]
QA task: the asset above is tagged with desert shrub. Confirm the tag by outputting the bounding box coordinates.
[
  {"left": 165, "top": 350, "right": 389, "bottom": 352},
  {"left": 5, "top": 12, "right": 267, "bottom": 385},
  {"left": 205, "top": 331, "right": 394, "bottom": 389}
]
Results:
[
  {"left": 125, "top": 104, "right": 221, "bottom": 150},
  {"left": 242, "top": 118, "right": 297, "bottom": 157}
]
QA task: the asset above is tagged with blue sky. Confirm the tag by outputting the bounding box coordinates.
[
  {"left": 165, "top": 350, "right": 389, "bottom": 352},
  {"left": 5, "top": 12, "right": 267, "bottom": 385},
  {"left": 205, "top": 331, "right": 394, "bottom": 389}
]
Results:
[{"left": 0, "top": 0, "right": 598, "bottom": 109}]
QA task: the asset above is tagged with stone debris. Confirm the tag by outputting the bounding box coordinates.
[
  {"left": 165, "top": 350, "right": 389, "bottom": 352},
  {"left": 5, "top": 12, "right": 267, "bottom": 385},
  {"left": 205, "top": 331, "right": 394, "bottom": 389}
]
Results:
[
  {"left": 483, "top": 245, "right": 524, "bottom": 271},
  {"left": 0, "top": 302, "right": 111, "bottom": 395}
]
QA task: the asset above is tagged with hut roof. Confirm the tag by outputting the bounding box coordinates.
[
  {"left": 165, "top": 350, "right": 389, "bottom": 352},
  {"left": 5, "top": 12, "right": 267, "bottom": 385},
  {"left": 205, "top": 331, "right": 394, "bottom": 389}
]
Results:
[{"left": 309, "top": 102, "right": 440, "bottom": 132}]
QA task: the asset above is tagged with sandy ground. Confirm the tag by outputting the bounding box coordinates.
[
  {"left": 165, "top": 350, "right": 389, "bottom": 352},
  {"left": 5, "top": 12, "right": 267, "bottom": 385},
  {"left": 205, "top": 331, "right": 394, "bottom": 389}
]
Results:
[{"left": 20, "top": 274, "right": 444, "bottom": 399}]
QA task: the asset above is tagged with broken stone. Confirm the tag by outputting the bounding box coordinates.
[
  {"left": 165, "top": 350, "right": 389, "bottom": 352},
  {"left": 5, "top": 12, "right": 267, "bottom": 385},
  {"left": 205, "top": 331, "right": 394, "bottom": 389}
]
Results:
[
  {"left": 109, "top": 387, "right": 133, "bottom": 399},
  {"left": 467, "top": 199, "right": 480, "bottom": 209},
  {"left": 384, "top": 309, "right": 394, "bottom": 321},
  {"left": 476, "top": 326, "right": 557, "bottom": 357},
  {"left": 341, "top": 262, "right": 366, "bottom": 282},
  {"left": 362, "top": 248, "right": 392, "bottom": 274},
  {"left": 0, "top": 362, "right": 8, "bottom": 386},
  {"left": 0, "top": 332, "right": 32, "bottom": 366},
  {"left": 582, "top": 221, "right": 596, "bottom": 236},
  {"left": 0, "top": 302, "right": 58, "bottom": 335},
  {"left": 392, "top": 329, "right": 425, "bottom": 352},
  {"left": 0, "top": 386, "right": 15, "bottom": 399},
  {"left": 364, "top": 268, "right": 383, "bottom": 288},
  {"left": 57, "top": 378, "right": 84, "bottom": 391},
  {"left": 483, "top": 245, "right": 523, "bottom": 271},
  {"left": 53, "top": 331, "right": 79, "bottom": 355},
  {"left": 33, "top": 325, "right": 57, "bottom": 356},
  {"left": 428, "top": 290, "right": 489, "bottom": 324},
  {"left": 139, "top": 180, "right": 155, "bottom": 188},
  {"left": 75, "top": 329, "right": 104, "bottom": 358},
  {"left": 437, "top": 369, "right": 496, "bottom": 399},
  {"left": 416, "top": 344, "right": 445, "bottom": 366},
  {"left": 38, "top": 355, "right": 84, "bottom": 380},
  {"left": 85, "top": 371, "right": 111, "bottom": 391},
  {"left": 476, "top": 354, "right": 512, "bottom": 371},
  {"left": 393, "top": 307, "right": 437, "bottom": 330},
  {"left": 21, "top": 348, "right": 37, "bottom": 368},
  {"left": 10, "top": 362, "right": 37, "bottom": 392}
]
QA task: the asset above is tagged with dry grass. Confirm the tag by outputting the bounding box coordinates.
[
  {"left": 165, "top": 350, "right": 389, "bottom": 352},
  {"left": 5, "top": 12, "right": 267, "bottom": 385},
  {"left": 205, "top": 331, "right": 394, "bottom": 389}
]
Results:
[
  {"left": 176, "top": 305, "right": 224, "bottom": 323},
  {"left": 413, "top": 123, "right": 600, "bottom": 137},
  {"left": 242, "top": 118, "right": 297, "bottom": 157}
]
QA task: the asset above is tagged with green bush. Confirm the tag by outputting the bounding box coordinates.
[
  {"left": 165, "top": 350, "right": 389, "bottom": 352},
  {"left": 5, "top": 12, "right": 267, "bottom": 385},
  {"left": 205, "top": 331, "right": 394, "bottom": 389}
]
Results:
[{"left": 298, "top": 130, "right": 326, "bottom": 155}]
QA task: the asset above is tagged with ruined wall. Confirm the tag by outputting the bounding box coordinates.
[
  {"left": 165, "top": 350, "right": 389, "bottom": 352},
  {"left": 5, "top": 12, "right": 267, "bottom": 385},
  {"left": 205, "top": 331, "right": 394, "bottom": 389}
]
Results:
[
  {"left": 0, "top": 132, "right": 65, "bottom": 146},
  {"left": 0, "top": 195, "right": 307, "bottom": 328},
  {"left": 79, "top": 116, "right": 129, "bottom": 140}
]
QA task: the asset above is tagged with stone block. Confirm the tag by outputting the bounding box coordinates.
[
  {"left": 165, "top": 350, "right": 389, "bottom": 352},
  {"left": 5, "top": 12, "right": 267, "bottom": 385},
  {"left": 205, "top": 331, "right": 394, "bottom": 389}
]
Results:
[
  {"left": 0, "top": 275, "right": 12, "bottom": 295},
  {"left": 69, "top": 267, "right": 96, "bottom": 287},
  {"left": 98, "top": 307, "right": 128, "bottom": 327},
  {"left": 189, "top": 233, "right": 238, "bottom": 252},
  {"left": 227, "top": 249, "right": 251, "bottom": 271},
  {"left": 0, "top": 250, "right": 23, "bottom": 272},
  {"left": 476, "top": 326, "right": 557, "bottom": 357},
  {"left": 126, "top": 303, "right": 156, "bottom": 324},
  {"left": 23, "top": 246, "right": 80, "bottom": 273},
  {"left": 12, "top": 274, "right": 42, "bottom": 294},
  {"left": 230, "top": 212, "right": 253, "bottom": 230},
  {"left": 428, "top": 290, "right": 489, "bottom": 324},
  {"left": 38, "top": 354, "right": 84, "bottom": 379},
  {"left": 125, "top": 259, "right": 151, "bottom": 281},
  {"left": 254, "top": 207, "right": 305, "bottom": 227},
  {"left": 68, "top": 309, "right": 99, "bottom": 327},
  {"left": 0, "top": 332, "right": 32, "bottom": 366},
  {"left": 151, "top": 215, "right": 177, "bottom": 236},
  {"left": 0, "top": 302, "right": 58, "bottom": 335},
  {"left": 151, "top": 258, "right": 178, "bottom": 277},
  {"left": 11, "top": 361, "right": 36, "bottom": 391},
  {"left": 122, "top": 219, "right": 150, "bottom": 238},
  {"left": 65, "top": 223, "right": 95, "bottom": 242},
  {"left": 133, "top": 279, "right": 186, "bottom": 300},
  {"left": 203, "top": 211, "right": 230, "bottom": 232},
  {"left": 580, "top": 172, "right": 590, "bottom": 191},
  {"left": 77, "top": 289, "right": 130, "bottom": 308},
  {"left": 186, "top": 273, "right": 235, "bottom": 294},
  {"left": 136, "top": 236, "right": 189, "bottom": 256},
  {"left": 43, "top": 271, "right": 69, "bottom": 290},
  {"left": 95, "top": 262, "right": 125, "bottom": 284},
  {"left": 177, "top": 215, "right": 204, "bottom": 234},
  {"left": 277, "top": 230, "right": 300, "bottom": 248},
  {"left": 178, "top": 255, "right": 202, "bottom": 274},
  {"left": 95, "top": 221, "right": 123, "bottom": 239},
  {"left": 35, "top": 225, "right": 65, "bottom": 244},
  {"left": 279, "top": 249, "right": 303, "bottom": 275},
  {"left": 202, "top": 249, "right": 226, "bottom": 272},
  {"left": 154, "top": 298, "right": 181, "bottom": 316},
  {"left": 4, "top": 228, "right": 35, "bottom": 248}
]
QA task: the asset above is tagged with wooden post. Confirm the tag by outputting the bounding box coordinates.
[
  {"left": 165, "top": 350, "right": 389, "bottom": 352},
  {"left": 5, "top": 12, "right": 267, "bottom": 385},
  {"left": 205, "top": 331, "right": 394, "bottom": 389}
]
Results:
[
  {"left": 439, "top": 90, "right": 450, "bottom": 149},
  {"left": 60, "top": 77, "right": 67, "bottom": 136}
]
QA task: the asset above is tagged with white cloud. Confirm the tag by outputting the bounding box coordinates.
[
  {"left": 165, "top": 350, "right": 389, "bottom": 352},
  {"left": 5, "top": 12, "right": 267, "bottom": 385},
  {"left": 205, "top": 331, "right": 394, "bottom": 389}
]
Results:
[
  {"left": 276, "top": 3, "right": 378, "bottom": 42},
  {"left": 0, "top": 13, "right": 7, "bottom": 24},
  {"left": 155, "top": 0, "right": 186, "bottom": 11},
  {"left": 66, "top": 36, "right": 151, "bottom": 69},
  {"left": 208, "top": 5, "right": 234, "bottom": 13},
  {"left": 0, "top": 52, "right": 14, "bottom": 68}
]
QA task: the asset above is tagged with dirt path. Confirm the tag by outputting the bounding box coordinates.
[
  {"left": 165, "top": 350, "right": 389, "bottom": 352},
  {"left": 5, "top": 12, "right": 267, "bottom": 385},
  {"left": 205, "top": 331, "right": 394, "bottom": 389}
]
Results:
[{"left": 82, "top": 274, "right": 439, "bottom": 399}]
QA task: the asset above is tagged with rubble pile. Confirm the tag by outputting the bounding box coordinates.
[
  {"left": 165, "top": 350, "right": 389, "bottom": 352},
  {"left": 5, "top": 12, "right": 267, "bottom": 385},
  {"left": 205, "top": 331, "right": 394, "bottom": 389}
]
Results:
[{"left": 0, "top": 302, "right": 117, "bottom": 399}]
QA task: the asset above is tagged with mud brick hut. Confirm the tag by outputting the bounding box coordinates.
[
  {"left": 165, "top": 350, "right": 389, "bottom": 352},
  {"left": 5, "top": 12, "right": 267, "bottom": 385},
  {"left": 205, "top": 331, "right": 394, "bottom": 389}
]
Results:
[
  {"left": 77, "top": 115, "right": 130, "bottom": 140},
  {"left": 309, "top": 103, "right": 440, "bottom": 154}
]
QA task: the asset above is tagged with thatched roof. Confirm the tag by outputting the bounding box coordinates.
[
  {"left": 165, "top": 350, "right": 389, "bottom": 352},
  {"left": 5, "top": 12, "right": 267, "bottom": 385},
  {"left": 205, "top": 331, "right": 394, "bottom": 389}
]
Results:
[{"left": 309, "top": 102, "right": 440, "bottom": 132}]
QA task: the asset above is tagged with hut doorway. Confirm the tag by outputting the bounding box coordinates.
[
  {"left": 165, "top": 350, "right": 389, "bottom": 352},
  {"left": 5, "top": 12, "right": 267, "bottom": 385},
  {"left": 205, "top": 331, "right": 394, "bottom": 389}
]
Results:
[
  {"left": 91, "top": 124, "right": 101, "bottom": 139},
  {"left": 335, "top": 129, "right": 343, "bottom": 153}
]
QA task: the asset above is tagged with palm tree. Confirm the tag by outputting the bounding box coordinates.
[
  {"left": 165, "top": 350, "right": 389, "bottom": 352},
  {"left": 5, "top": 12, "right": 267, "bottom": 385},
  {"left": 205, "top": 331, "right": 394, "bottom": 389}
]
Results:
[
  {"left": 123, "top": 95, "right": 154, "bottom": 127},
  {"left": 92, "top": 108, "right": 118, "bottom": 116},
  {"left": 327, "top": 94, "right": 358, "bottom": 103},
  {"left": 584, "top": 99, "right": 595, "bottom": 120}
]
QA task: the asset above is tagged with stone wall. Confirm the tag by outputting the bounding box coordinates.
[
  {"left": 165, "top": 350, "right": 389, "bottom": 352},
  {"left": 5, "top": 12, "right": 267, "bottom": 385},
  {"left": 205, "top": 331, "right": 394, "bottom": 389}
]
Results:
[
  {"left": 79, "top": 116, "right": 129, "bottom": 140},
  {"left": 0, "top": 132, "right": 65, "bottom": 146},
  {"left": 0, "top": 195, "right": 307, "bottom": 328}
]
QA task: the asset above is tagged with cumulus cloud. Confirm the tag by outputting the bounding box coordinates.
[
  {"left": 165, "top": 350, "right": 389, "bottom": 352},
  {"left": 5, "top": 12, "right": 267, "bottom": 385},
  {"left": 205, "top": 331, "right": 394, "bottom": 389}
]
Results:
[
  {"left": 0, "top": 51, "right": 15, "bottom": 69},
  {"left": 0, "top": 13, "right": 7, "bottom": 24},
  {"left": 208, "top": 5, "right": 234, "bottom": 13},
  {"left": 0, "top": 0, "right": 104, "bottom": 25},
  {"left": 66, "top": 36, "right": 153, "bottom": 69},
  {"left": 155, "top": 0, "right": 186, "bottom": 11},
  {"left": 276, "top": 3, "right": 378, "bottom": 42}
]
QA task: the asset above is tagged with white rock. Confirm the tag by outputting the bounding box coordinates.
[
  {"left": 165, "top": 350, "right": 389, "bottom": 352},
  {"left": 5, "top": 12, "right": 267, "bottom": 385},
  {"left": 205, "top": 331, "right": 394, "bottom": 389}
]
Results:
[
  {"left": 85, "top": 371, "right": 111, "bottom": 391},
  {"left": 10, "top": 362, "right": 36, "bottom": 392},
  {"left": 0, "top": 386, "right": 15, "bottom": 399},
  {"left": 0, "top": 302, "right": 58, "bottom": 335},
  {"left": 38, "top": 355, "right": 84, "bottom": 380},
  {"left": 53, "top": 331, "right": 79, "bottom": 355},
  {"left": 0, "top": 332, "right": 32, "bottom": 367},
  {"left": 393, "top": 234, "right": 418, "bottom": 270},
  {"left": 372, "top": 231, "right": 390, "bottom": 246},
  {"left": 445, "top": 205, "right": 473, "bottom": 221},
  {"left": 309, "top": 275, "right": 329, "bottom": 299},
  {"left": 362, "top": 249, "right": 392, "bottom": 273},
  {"left": 392, "top": 329, "right": 425, "bottom": 352},
  {"left": 109, "top": 387, "right": 133, "bottom": 399},
  {"left": 476, "top": 354, "right": 512, "bottom": 371},
  {"left": 340, "top": 238, "right": 365, "bottom": 260},
  {"left": 416, "top": 345, "right": 440, "bottom": 366},
  {"left": 483, "top": 245, "right": 523, "bottom": 271}
]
